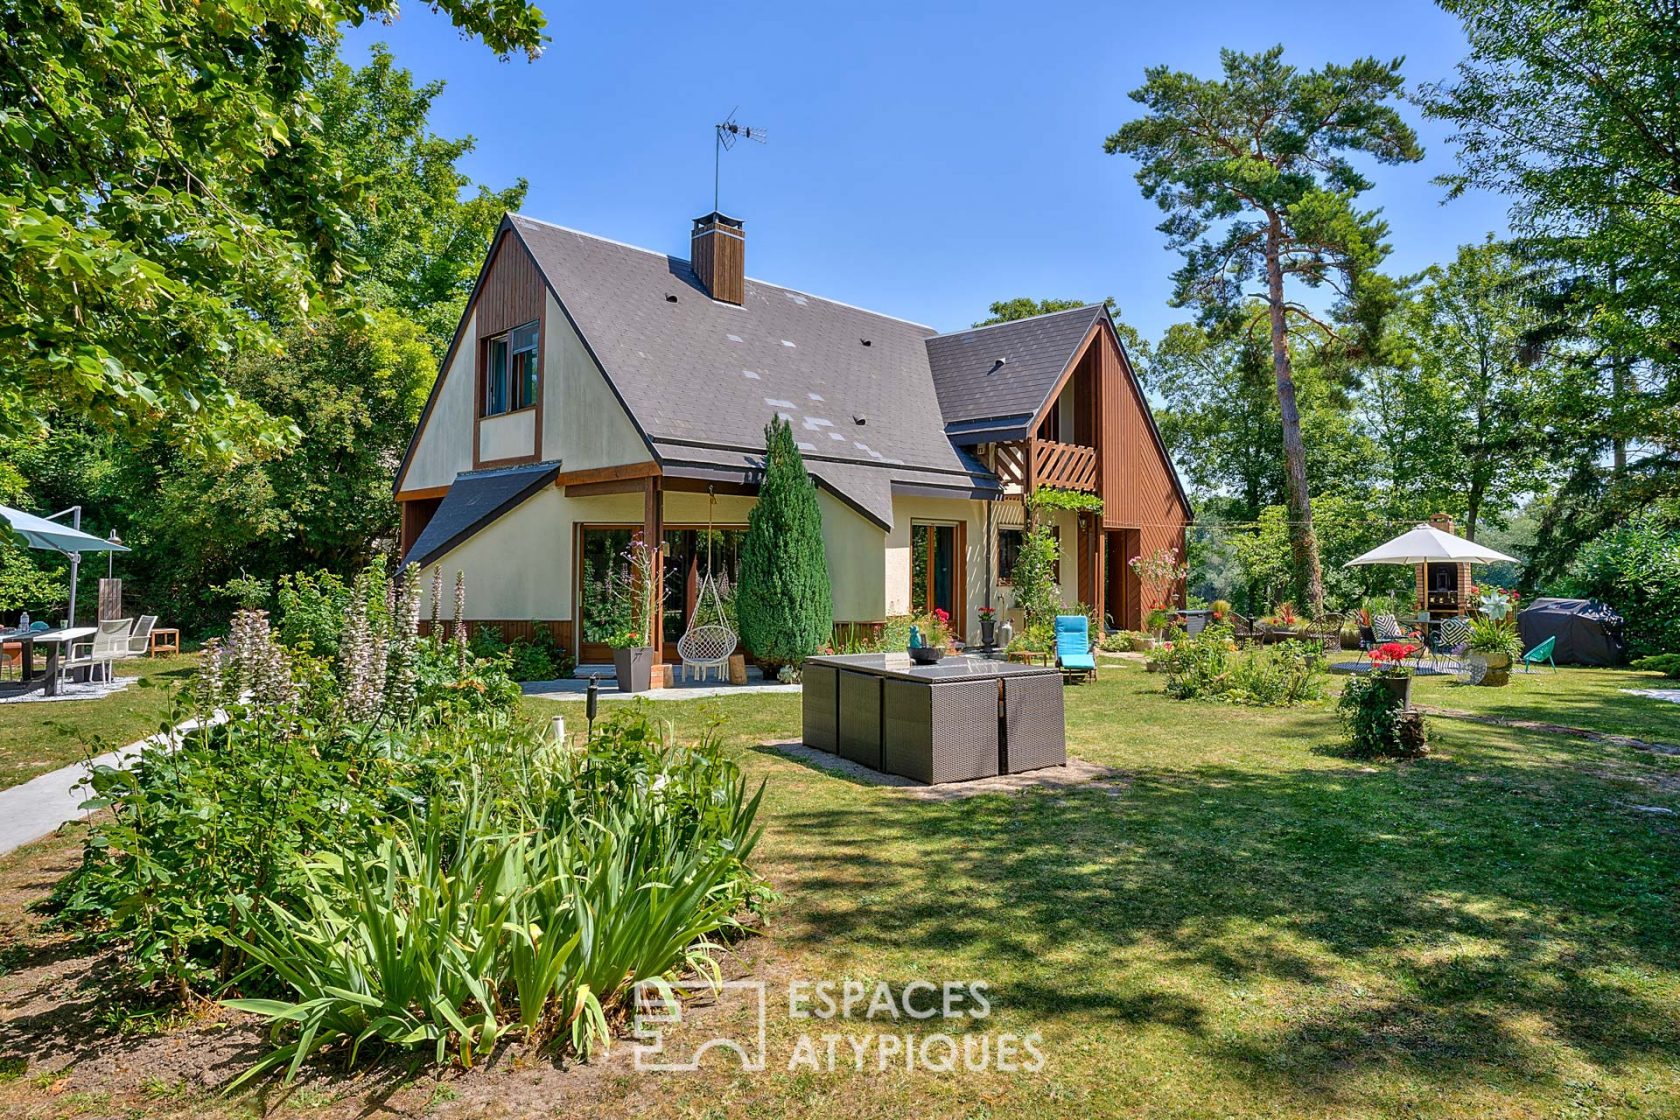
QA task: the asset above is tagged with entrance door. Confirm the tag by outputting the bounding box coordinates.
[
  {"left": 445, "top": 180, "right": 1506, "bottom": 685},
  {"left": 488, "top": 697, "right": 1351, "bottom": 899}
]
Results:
[
  {"left": 1107, "top": 529, "right": 1141, "bottom": 631},
  {"left": 911, "top": 522, "right": 964, "bottom": 627}
]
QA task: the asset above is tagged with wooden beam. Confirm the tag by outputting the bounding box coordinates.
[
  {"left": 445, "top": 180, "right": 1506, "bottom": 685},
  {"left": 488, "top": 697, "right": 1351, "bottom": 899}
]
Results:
[
  {"left": 555, "top": 461, "right": 661, "bottom": 488},
  {"left": 644, "top": 476, "right": 665, "bottom": 656},
  {"left": 395, "top": 485, "right": 450, "bottom": 502}
]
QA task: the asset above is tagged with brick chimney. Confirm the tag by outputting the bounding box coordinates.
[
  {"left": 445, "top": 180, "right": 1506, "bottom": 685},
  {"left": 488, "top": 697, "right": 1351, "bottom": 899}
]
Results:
[
  {"left": 691, "top": 212, "right": 744, "bottom": 304},
  {"left": 1427, "top": 512, "right": 1455, "bottom": 534}
]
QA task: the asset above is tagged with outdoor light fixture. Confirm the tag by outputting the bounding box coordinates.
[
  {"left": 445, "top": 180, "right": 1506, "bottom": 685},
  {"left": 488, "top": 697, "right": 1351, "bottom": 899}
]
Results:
[{"left": 586, "top": 673, "right": 600, "bottom": 744}]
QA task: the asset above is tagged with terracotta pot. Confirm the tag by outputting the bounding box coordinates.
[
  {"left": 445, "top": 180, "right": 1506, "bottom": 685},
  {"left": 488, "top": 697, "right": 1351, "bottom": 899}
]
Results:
[{"left": 612, "top": 646, "right": 654, "bottom": 693}]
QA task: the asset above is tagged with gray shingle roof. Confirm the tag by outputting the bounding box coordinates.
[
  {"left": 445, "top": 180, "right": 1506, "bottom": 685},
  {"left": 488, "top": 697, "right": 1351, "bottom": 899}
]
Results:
[
  {"left": 924, "top": 304, "right": 1106, "bottom": 433},
  {"left": 405, "top": 461, "right": 559, "bottom": 568},
  {"left": 509, "top": 217, "right": 996, "bottom": 504}
]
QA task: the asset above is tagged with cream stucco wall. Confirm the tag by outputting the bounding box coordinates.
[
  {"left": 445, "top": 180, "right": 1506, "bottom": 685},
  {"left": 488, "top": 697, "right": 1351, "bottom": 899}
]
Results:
[
  {"left": 478, "top": 408, "right": 535, "bottom": 463},
  {"left": 540, "top": 292, "right": 647, "bottom": 471},
  {"left": 885, "top": 495, "right": 993, "bottom": 646},
  {"left": 428, "top": 484, "right": 887, "bottom": 627},
  {"left": 399, "top": 293, "right": 649, "bottom": 495},
  {"left": 402, "top": 311, "right": 478, "bottom": 491}
]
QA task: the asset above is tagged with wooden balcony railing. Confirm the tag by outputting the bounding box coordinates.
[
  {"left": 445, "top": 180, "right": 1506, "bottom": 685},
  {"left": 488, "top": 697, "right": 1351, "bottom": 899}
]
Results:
[{"left": 1031, "top": 438, "right": 1098, "bottom": 493}]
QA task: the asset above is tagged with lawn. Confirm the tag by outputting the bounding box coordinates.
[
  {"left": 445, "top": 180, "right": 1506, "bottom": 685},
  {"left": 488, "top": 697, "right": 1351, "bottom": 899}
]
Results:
[
  {"left": 3, "top": 659, "right": 1679, "bottom": 1118},
  {"left": 0, "top": 653, "right": 199, "bottom": 789}
]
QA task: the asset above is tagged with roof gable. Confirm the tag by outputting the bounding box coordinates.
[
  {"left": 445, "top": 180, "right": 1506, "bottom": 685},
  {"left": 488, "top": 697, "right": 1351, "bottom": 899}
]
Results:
[
  {"left": 924, "top": 305, "right": 1107, "bottom": 435},
  {"left": 507, "top": 216, "right": 990, "bottom": 494}
]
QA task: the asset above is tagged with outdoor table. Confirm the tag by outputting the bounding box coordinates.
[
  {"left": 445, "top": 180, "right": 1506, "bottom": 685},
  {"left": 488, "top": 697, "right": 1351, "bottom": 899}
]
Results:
[
  {"left": 150, "top": 628, "right": 180, "bottom": 657},
  {"left": 0, "top": 626, "right": 94, "bottom": 697},
  {"left": 802, "top": 654, "right": 1065, "bottom": 785}
]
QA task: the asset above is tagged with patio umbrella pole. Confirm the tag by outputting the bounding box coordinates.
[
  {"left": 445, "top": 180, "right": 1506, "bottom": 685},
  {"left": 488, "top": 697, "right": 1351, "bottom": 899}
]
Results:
[{"left": 56, "top": 506, "right": 83, "bottom": 628}]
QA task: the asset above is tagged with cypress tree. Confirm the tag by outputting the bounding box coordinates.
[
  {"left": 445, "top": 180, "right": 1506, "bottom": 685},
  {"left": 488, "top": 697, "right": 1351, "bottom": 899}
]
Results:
[{"left": 737, "top": 416, "right": 834, "bottom": 666}]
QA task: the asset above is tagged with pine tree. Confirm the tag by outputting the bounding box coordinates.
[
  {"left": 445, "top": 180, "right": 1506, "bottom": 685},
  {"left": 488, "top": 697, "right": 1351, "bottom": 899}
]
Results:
[{"left": 737, "top": 416, "right": 834, "bottom": 666}]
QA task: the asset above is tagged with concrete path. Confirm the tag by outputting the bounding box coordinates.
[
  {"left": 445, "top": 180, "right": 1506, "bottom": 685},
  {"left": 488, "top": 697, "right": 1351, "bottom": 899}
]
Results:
[{"left": 0, "top": 713, "right": 222, "bottom": 857}]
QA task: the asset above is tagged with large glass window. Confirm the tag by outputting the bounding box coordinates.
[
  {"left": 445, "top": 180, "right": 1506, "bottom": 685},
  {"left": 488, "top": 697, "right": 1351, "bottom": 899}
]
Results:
[
  {"left": 483, "top": 320, "right": 539, "bottom": 417},
  {"left": 911, "top": 523, "right": 959, "bottom": 619},
  {"left": 996, "top": 528, "right": 1023, "bottom": 585}
]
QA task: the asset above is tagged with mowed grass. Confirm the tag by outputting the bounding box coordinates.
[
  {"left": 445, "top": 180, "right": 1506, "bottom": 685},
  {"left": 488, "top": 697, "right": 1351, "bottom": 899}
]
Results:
[
  {"left": 2, "top": 661, "right": 1678, "bottom": 1118},
  {"left": 500, "top": 662, "right": 1680, "bottom": 1118},
  {"left": 0, "top": 653, "right": 198, "bottom": 788},
  {"left": 1400, "top": 659, "right": 1680, "bottom": 742}
]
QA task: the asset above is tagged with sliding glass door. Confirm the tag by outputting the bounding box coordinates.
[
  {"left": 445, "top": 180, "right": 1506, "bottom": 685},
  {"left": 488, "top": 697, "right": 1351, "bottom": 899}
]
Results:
[{"left": 578, "top": 525, "right": 747, "bottom": 663}]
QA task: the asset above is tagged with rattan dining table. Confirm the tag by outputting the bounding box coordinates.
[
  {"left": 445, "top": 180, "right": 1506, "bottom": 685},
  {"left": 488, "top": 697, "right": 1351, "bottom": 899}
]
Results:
[{"left": 801, "top": 653, "right": 1065, "bottom": 784}]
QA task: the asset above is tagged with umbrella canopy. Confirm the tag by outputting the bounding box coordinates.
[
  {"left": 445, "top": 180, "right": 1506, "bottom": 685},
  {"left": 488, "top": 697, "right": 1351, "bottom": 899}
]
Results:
[
  {"left": 0, "top": 504, "right": 129, "bottom": 556},
  {"left": 1344, "top": 524, "right": 1518, "bottom": 567}
]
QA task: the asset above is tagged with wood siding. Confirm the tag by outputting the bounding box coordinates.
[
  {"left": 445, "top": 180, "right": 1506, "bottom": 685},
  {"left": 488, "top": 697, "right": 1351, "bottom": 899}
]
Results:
[
  {"left": 473, "top": 231, "right": 547, "bottom": 469},
  {"left": 1093, "top": 324, "right": 1190, "bottom": 629},
  {"left": 418, "top": 618, "right": 573, "bottom": 651}
]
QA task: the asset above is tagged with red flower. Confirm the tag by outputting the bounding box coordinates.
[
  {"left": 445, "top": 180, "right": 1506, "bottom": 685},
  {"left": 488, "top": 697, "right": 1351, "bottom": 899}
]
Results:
[
  {"left": 933, "top": 608, "right": 950, "bottom": 623},
  {"left": 1370, "top": 642, "right": 1416, "bottom": 666}
]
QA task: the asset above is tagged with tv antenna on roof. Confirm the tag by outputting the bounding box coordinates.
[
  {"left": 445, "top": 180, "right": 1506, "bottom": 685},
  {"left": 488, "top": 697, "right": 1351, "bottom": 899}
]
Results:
[{"left": 714, "top": 109, "right": 767, "bottom": 213}]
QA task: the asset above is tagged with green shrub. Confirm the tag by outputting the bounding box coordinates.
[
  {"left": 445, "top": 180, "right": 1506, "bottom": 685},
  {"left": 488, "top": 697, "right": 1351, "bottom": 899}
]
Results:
[
  {"left": 50, "top": 565, "right": 520, "bottom": 994},
  {"left": 1560, "top": 512, "right": 1680, "bottom": 656},
  {"left": 468, "top": 624, "right": 574, "bottom": 682},
  {"left": 1161, "top": 625, "right": 1232, "bottom": 698},
  {"left": 737, "top": 416, "right": 833, "bottom": 666},
  {"left": 1157, "top": 626, "right": 1325, "bottom": 706},
  {"left": 225, "top": 708, "right": 764, "bottom": 1086},
  {"left": 274, "top": 569, "right": 354, "bottom": 655},
  {"left": 1010, "top": 523, "right": 1061, "bottom": 631},
  {"left": 1226, "top": 640, "right": 1328, "bottom": 705},
  {"left": 1337, "top": 675, "right": 1428, "bottom": 758},
  {"left": 1632, "top": 653, "right": 1680, "bottom": 678}
]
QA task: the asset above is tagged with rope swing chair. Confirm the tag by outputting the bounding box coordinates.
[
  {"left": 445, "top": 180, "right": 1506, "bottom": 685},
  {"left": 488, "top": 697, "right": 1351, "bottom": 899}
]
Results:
[{"left": 677, "top": 488, "right": 738, "bottom": 682}]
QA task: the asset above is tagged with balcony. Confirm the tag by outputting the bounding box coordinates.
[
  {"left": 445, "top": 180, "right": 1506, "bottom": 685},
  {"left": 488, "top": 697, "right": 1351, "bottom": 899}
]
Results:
[{"left": 1031, "top": 438, "right": 1098, "bottom": 493}]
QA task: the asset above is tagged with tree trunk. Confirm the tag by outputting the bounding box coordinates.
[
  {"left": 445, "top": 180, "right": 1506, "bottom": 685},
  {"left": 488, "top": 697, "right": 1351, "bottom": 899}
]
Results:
[{"left": 1263, "top": 216, "right": 1325, "bottom": 615}]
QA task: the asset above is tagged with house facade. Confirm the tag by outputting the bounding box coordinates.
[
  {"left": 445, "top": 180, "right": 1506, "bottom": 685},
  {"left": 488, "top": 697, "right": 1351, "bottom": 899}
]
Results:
[{"left": 394, "top": 211, "right": 1190, "bottom": 663}]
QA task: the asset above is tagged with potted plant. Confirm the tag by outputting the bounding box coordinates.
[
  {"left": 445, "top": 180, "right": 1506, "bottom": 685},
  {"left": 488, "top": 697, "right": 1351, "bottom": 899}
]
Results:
[
  {"left": 1466, "top": 616, "right": 1522, "bottom": 687},
  {"left": 1144, "top": 607, "right": 1175, "bottom": 644},
  {"left": 908, "top": 608, "right": 951, "bottom": 664},
  {"left": 1209, "top": 599, "right": 1231, "bottom": 624},
  {"left": 978, "top": 604, "right": 997, "bottom": 650},
  {"left": 1368, "top": 641, "right": 1418, "bottom": 708},
  {"left": 606, "top": 534, "right": 658, "bottom": 693}
]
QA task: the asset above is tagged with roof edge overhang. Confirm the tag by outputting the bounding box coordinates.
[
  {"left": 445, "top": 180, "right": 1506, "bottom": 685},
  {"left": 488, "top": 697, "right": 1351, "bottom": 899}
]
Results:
[
  {"left": 943, "top": 414, "right": 1036, "bottom": 446},
  {"left": 404, "top": 460, "right": 561, "bottom": 569}
]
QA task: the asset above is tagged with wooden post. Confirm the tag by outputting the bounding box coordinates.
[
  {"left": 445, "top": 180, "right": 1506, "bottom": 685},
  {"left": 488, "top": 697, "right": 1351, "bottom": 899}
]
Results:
[
  {"left": 97, "top": 578, "right": 122, "bottom": 622},
  {"left": 1023, "top": 438, "right": 1037, "bottom": 531},
  {"left": 1094, "top": 526, "right": 1107, "bottom": 632},
  {"left": 643, "top": 476, "right": 665, "bottom": 657}
]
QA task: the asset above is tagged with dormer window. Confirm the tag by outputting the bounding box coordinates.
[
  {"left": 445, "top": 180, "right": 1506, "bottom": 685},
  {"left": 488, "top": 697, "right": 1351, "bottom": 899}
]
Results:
[{"left": 483, "top": 320, "right": 539, "bottom": 416}]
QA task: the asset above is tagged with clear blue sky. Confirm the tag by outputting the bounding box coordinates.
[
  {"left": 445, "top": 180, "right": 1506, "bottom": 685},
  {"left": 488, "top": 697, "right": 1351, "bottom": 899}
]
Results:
[{"left": 342, "top": 0, "right": 1508, "bottom": 342}]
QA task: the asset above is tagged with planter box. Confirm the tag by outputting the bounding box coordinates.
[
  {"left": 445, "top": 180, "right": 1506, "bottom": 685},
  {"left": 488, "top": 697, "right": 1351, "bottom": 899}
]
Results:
[
  {"left": 1130, "top": 636, "right": 1156, "bottom": 653},
  {"left": 612, "top": 646, "right": 655, "bottom": 693}
]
